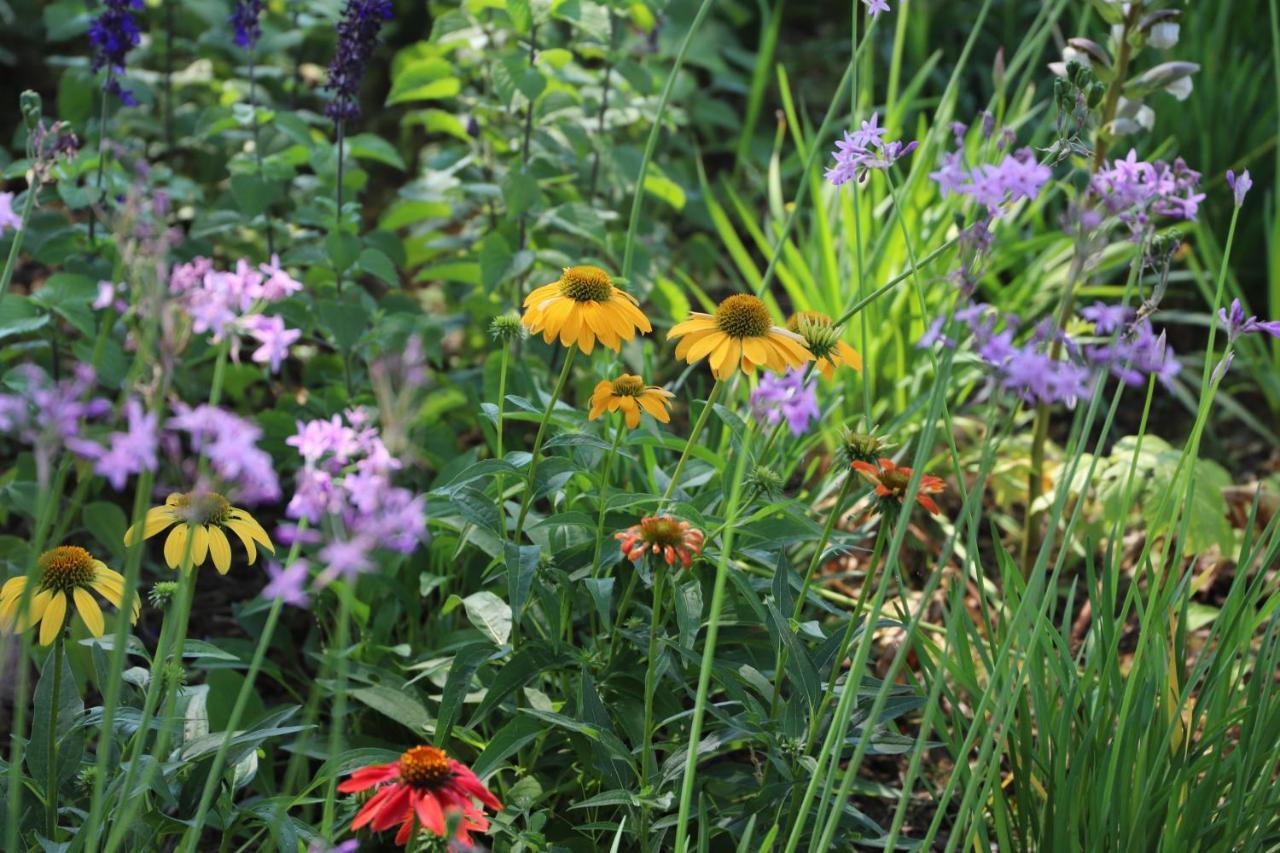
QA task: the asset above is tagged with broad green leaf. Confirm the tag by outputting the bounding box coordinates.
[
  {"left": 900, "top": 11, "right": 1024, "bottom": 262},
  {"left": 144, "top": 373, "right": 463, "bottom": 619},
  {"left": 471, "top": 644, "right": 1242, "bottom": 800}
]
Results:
[
  {"left": 463, "top": 590, "right": 513, "bottom": 646},
  {"left": 350, "top": 685, "right": 432, "bottom": 733}
]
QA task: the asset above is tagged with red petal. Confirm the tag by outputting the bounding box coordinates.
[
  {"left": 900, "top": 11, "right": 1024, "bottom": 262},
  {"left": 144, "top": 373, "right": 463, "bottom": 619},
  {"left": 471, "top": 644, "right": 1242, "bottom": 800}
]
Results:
[
  {"left": 351, "top": 786, "right": 394, "bottom": 830},
  {"left": 917, "top": 495, "right": 940, "bottom": 515},
  {"left": 451, "top": 763, "right": 503, "bottom": 810},
  {"left": 877, "top": 458, "right": 895, "bottom": 471},
  {"left": 394, "top": 818, "right": 412, "bottom": 846},
  {"left": 338, "top": 763, "right": 399, "bottom": 792},
  {"left": 413, "top": 789, "right": 447, "bottom": 836},
  {"left": 371, "top": 784, "right": 413, "bottom": 832}
]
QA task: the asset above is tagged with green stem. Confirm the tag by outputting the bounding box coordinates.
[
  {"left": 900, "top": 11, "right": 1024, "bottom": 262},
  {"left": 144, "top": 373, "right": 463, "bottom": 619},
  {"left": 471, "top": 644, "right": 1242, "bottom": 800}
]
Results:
[
  {"left": 620, "top": 0, "right": 718, "bottom": 282},
  {"left": 638, "top": 563, "right": 668, "bottom": 845},
  {"left": 104, "top": 546, "right": 197, "bottom": 853},
  {"left": 659, "top": 379, "right": 724, "bottom": 505},
  {"left": 511, "top": 346, "right": 578, "bottom": 545},
  {"left": 671, "top": 434, "right": 751, "bottom": 853},
  {"left": 769, "top": 473, "right": 855, "bottom": 716},
  {"left": 604, "top": 569, "right": 640, "bottom": 669},
  {"left": 88, "top": 73, "right": 112, "bottom": 246},
  {"left": 590, "top": 417, "right": 627, "bottom": 576},
  {"left": 320, "top": 589, "right": 352, "bottom": 838},
  {"left": 45, "top": 633, "right": 65, "bottom": 840},
  {"left": 0, "top": 179, "right": 37, "bottom": 305},
  {"left": 181, "top": 520, "right": 309, "bottom": 851}
]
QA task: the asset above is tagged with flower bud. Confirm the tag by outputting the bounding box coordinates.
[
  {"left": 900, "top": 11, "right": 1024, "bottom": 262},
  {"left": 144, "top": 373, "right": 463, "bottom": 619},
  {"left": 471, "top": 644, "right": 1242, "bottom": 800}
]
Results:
[{"left": 489, "top": 313, "right": 526, "bottom": 343}]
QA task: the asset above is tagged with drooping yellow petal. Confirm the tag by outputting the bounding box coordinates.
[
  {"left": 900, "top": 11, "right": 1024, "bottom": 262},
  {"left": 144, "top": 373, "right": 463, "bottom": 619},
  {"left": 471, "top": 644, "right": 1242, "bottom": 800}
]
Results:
[
  {"left": 73, "top": 587, "right": 105, "bottom": 637},
  {"left": 39, "top": 592, "right": 67, "bottom": 646},
  {"left": 668, "top": 315, "right": 717, "bottom": 339},
  {"left": 620, "top": 397, "right": 640, "bottom": 428},
  {"left": 228, "top": 511, "right": 274, "bottom": 552},
  {"left": 190, "top": 525, "right": 210, "bottom": 567},
  {"left": 638, "top": 393, "right": 671, "bottom": 422},
  {"left": 17, "top": 589, "right": 52, "bottom": 633},
  {"left": 164, "top": 524, "right": 190, "bottom": 569},
  {"left": 207, "top": 525, "right": 233, "bottom": 575},
  {"left": 125, "top": 507, "right": 179, "bottom": 545},
  {"left": 710, "top": 337, "right": 737, "bottom": 379},
  {"left": 224, "top": 520, "right": 259, "bottom": 565}
]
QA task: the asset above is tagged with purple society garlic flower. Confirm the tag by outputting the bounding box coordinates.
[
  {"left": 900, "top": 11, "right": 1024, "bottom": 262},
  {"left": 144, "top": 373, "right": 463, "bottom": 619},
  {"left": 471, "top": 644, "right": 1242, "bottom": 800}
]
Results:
[
  {"left": 1079, "top": 302, "right": 1133, "bottom": 335},
  {"left": 325, "top": 0, "right": 394, "bottom": 123},
  {"left": 168, "top": 403, "right": 281, "bottom": 503},
  {"left": 68, "top": 398, "right": 159, "bottom": 491},
  {"left": 750, "top": 368, "right": 820, "bottom": 436},
  {"left": 263, "top": 559, "right": 311, "bottom": 607},
  {"left": 1219, "top": 299, "right": 1280, "bottom": 341},
  {"left": 1, "top": 364, "right": 110, "bottom": 486},
  {"left": 88, "top": 0, "right": 144, "bottom": 105},
  {"left": 931, "top": 147, "right": 1051, "bottom": 212},
  {"left": 230, "top": 0, "right": 265, "bottom": 50},
  {"left": 1089, "top": 149, "right": 1205, "bottom": 230},
  {"left": 93, "top": 280, "right": 128, "bottom": 313},
  {"left": 169, "top": 256, "right": 304, "bottom": 343},
  {"left": 1225, "top": 169, "right": 1252, "bottom": 207},
  {"left": 863, "top": 0, "right": 891, "bottom": 16},
  {"left": 240, "top": 314, "right": 302, "bottom": 373},
  {"left": 0, "top": 192, "right": 23, "bottom": 235},
  {"left": 825, "top": 113, "right": 917, "bottom": 186}
]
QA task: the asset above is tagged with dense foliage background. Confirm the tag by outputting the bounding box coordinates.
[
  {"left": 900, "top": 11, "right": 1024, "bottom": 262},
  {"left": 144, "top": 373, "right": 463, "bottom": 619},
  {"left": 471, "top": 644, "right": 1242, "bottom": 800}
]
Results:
[{"left": 1, "top": 0, "right": 1278, "bottom": 850}]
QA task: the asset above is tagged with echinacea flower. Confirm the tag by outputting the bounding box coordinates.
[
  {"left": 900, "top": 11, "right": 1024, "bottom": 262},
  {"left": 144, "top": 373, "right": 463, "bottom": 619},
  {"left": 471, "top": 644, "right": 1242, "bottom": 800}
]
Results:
[
  {"left": 852, "top": 458, "right": 945, "bottom": 516},
  {"left": 125, "top": 491, "right": 275, "bottom": 574},
  {"left": 615, "top": 516, "right": 705, "bottom": 568},
  {"left": 787, "top": 311, "right": 862, "bottom": 379},
  {"left": 0, "top": 546, "right": 139, "bottom": 645},
  {"left": 588, "top": 375, "right": 673, "bottom": 428},
  {"left": 668, "top": 294, "right": 812, "bottom": 380},
  {"left": 338, "top": 745, "right": 501, "bottom": 847},
  {"left": 521, "top": 266, "right": 652, "bottom": 354}
]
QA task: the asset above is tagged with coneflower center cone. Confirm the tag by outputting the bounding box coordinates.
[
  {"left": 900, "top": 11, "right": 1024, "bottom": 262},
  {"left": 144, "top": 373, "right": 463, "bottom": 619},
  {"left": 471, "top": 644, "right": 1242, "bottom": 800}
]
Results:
[
  {"left": 558, "top": 265, "right": 614, "bottom": 302},
  {"left": 715, "top": 294, "right": 772, "bottom": 338},
  {"left": 37, "top": 546, "right": 96, "bottom": 591}
]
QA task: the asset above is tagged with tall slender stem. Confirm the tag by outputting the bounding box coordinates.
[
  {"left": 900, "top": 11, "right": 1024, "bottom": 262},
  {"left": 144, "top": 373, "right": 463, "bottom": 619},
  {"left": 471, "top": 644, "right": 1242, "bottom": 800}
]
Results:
[
  {"left": 511, "top": 346, "right": 578, "bottom": 544},
  {"left": 335, "top": 120, "right": 345, "bottom": 293},
  {"left": 638, "top": 563, "right": 668, "bottom": 845},
  {"left": 0, "top": 179, "right": 38, "bottom": 304},
  {"left": 320, "top": 589, "right": 352, "bottom": 837},
  {"left": 590, "top": 417, "right": 626, "bottom": 576},
  {"left": 45, "top": 633, "right": 66, "bottom": 840},
  {"left": 659, "top": 379, "right": 724, "bottom": 505},
  {"left": 164, "top": 0, "right": 175, "bottom": 156},
  {"left": 248, "top": 44, "right": 275, "bottom": 257},
  {"left": 587, "top": 12, "right": 618, "bottom": 200},
  {"left": 88, "top": 74, "right": 113, "bottom": 245}
]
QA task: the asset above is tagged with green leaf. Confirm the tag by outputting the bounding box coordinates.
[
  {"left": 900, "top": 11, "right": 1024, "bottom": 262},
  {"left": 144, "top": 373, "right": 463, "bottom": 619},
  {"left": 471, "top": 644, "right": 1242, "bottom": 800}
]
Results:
[
  {"left": 507, "top": 0, "right": 533, "bottom": 33},
  {"left": 386, "top": 59, "right": 461, "bottom": 105},
  {"left": 470, "top": 642, "right": 565, "bottom": 724},
  {"left": 505, "top": 543, "right": 540, "bottom": 620},
  {"left": 473, "top": 715, "right": 544, "bottom": 778},
  {"left": 31, "top": 273, "right": 97, "bottom": 337},
  {"left": 83, "top": 502, "right": 128, "bottom": 559},
  {"left": 316, "top": 294, "right": 369, "bottom": 353},
  {"left": 643, "top": 174, "right": 687, "bottom": 211},
  {"left": 435, "top": 642, "right": 492, "bottom": 746},
  {"left": 0, "top": 294, "right": 51, "bottom": 341},
  {"left": 345, "top": 133, "right": 408, "bottom": 170},
  {"left": 502, "top": 172, "right": 541, "bottom": 218},
  {"left": 356, "top": 248, "right": 400, "bottom": 286},
  {"left": 27, "top": 647, "right": 83, "bottom": 792},
  {"left": 463, "top": 591, "right": 513, "bottom": 646},
  {"left": 229, "top": 174, "right": 282, "bottom": 218},
  {"left": 479, "top": 231, "right": 513, "bottom": 290},
  {"left": 326, "top": 231, "right": 363, "bottom": 275},
  {"left": 350, "top": 685, "right": 432, "bottom": 734}
]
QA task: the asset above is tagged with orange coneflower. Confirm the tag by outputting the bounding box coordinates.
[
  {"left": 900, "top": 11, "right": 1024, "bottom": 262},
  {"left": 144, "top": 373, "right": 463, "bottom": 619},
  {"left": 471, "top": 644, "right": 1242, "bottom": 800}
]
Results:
[
  {"left": 338, "top": 745, "right": 502, "bottom": 847},
  {"left": 588, "top": 374, "right": 674, "bottom": 428},
  {"left": 616, "top": 516, "right": 705, "bottom": 568},
  {"left": 521, "top": 265, "right": 652, "bottom": 354},
  {"left": 852, "top": 458, "right": 946, "bottom": 515},
  {"left": 668, "top": 294, "right": 812, "bottom": 380}
]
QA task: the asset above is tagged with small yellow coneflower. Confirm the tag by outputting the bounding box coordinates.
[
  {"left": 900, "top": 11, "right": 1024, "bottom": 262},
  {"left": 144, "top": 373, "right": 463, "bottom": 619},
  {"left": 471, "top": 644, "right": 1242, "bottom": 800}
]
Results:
[
  {"left": 787, "top": 311, "right": 862, "bottom": 379},
  {"left": 668, "top": 294, "right": 813, "bottom": 380},
  {"left": 0, "top": 546, "right": 139, "bottom": 645},
  {"left": 588, "top": 374, "right": 674, "bottom": 428},
  {"left": 125, "top": 491, "right": 274, "bottom": 574},
  {"left": 521, "top": 265, "right": 653, "bottom": 354}
]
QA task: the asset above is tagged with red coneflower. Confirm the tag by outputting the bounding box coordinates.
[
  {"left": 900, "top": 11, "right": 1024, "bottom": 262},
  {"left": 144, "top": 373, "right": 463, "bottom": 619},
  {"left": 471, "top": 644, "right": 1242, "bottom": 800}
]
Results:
[
  {"left": 852, "top": 457, "right": 945, "bottom": 515},
  {"left": 338, "top": 745, "right": 501, "bottom": 846},
  {"left": 615, "top": 516, "right": 705, "bottom": 568}
]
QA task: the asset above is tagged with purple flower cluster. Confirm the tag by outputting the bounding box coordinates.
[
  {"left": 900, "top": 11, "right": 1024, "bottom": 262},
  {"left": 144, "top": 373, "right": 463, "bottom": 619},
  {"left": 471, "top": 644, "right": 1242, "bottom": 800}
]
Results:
[
  {"left": 0, "top": 192, "right": 22, "bottom": 235},
  {"left": 69, "top": 399, "right": 159, "bottom": 491},
  {"left": 285, "top": 409, "right": 427, "bottom": 585},
  {"left": 168, "top": 403, "right": 281, "bottom": 503},
  {"left": 863, "top": 0, "right": 892, "bottom": 16},
  {"left": 169, "top": 255, "right": 303, "bottom": 372},
  {"left": 230, "top": 0, "right": 265, "bottom": 50},
  {"left": 825, "top": 113, "right": 917, "bottom": 185},
  {"left": 930, "top": 147, "right": 1052, "bottom": 212},
  {"left": 1220, "top": 299, "right": 1280, "bottom": 342},
  {"left": 263, "top": 559, "right": 311, "bottom": 607},
  {"left": 750, "top": 368, "right": 819, "bottom": 436},
  {"left": 88, "top": 0, "right": 144, "bottom": 105},
  {"left": 1089, "top": 149, "right": 1205, "bottom": 230},
  {"left": 325, "top": 0, "right": 394, "bottom": 123},
  {"left": 0, "top": 364, "right": 110, "bottom": 485},
  {"left": 928, "top": 300, "right": 1183, "bottom": 407}
]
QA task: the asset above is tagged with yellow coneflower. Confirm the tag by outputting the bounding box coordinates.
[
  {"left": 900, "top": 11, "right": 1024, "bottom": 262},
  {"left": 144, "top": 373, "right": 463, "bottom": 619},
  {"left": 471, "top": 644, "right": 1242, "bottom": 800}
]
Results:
[
  {"left": 125, "top": 491, "right": 274, "bottom": 574},
  {"left": 588, "top": 374, "right": 674, "bottom": 428},
  {"left": 787, "top": 311, "right": 862, "bottom": 379},
  {"left": 521, "top": 265, "right": 652, "bottom": 354},
  {"left": 668, "top": 294, "right": 813, "bottom": 380},
  {"left": 0, "top": 546, "right": 139, "bottom": 645}
]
